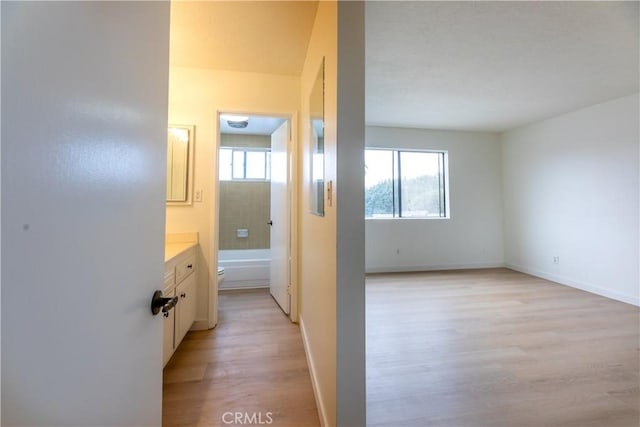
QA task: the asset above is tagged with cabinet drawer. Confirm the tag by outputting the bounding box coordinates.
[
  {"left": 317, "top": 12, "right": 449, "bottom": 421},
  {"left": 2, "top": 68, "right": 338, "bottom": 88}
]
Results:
[
  {"left": 175, "top": 255, "right": 195, "bottom": 284},
  {"left": 163, "top": 268, "right": 175, "bottom": 289}
]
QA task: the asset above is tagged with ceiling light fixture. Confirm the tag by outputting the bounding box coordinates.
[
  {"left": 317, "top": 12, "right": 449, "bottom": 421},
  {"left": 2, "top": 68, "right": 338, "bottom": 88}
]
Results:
[
  {"left": 221, "top": 114, "right": 249, "bottom": 129},
  {"left": 227, "top": 120, "right": 248, "bottom": 129}
]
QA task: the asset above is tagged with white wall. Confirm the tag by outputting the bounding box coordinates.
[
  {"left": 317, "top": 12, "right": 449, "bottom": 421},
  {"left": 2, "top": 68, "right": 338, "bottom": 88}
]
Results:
[
  {"left": 502, "top": 93, "right": 639, "bottom": 305},
  {"left": 167, "top": 67, "right": 300, "bottom": 327},
  {"left": 298, "top": 2, "right": 338, "bottom": 424},
  {"left": 336, "top": 2, "right": 366, "bottom": 425},
  {"left": 299, "top": 2, "right": 366, "bottom": 426},
  {"left": 365, "top": 126, "right": 505, "bottom": 272}
]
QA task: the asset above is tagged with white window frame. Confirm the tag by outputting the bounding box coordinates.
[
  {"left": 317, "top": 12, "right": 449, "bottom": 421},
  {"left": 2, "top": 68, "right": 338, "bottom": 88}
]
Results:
[
  {"left": 219, "top": 147, "right": 271, "bottom": 182},
  {"left": 365, "top": 148, "right": 450, "bottom": 220}
]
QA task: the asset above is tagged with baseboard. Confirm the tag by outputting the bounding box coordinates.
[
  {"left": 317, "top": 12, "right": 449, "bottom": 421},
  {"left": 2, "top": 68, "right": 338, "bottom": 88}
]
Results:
[
  {"left": 299, "top": 316, "right": 329, "bottom": 427},
  {"left": 219, "top": 283, "right": 269, "bottom": 291},
  {"left": 219, "top": 280, "right": 269, "bottom": 290},
  {"left": 366, "top": 262, "right": 505, "bottom": 274},
  {"left": 506, "top": 263, "right": 640, "bottom": 307},
  {"left": 190, "top": 319, "right": 210, "bottom": 331}
]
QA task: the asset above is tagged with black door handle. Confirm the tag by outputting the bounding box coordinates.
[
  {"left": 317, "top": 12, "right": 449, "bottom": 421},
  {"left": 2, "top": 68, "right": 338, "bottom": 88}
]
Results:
[
  {"left": 268, "top": 220, "right": 273, "bottom": 226},
  {"left": 151, "top": 290, "right": 179, "bottom": 316}
]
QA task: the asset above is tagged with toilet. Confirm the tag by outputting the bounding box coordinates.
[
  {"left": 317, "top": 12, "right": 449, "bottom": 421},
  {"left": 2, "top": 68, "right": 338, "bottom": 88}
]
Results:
[{"left": 217, "top": 266, "right": 225, "bottom": 286}]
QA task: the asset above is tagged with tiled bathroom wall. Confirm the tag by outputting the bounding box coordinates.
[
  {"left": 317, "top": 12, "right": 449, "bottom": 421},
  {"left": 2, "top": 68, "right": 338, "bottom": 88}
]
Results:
[{"left": 219, "top": 133, "right": 271, "bottom": 249}]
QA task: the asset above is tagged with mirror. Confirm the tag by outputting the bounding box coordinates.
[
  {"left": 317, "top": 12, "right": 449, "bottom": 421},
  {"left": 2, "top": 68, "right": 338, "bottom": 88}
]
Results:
[
  {"left": 167, "top": 125, "right": 194, "bottom": 204},
  {"left": 309, "top": 58, "right": 325, "bottom": 216}
]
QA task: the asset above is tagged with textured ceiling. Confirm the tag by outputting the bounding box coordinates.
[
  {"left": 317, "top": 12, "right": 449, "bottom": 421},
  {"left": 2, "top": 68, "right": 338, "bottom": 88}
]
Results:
[
  {"left": 170, "top": 0, "right": 318, "bottom": 76},
  {"left": 366, "top": 1, "right": 639, "bottom": 132}
]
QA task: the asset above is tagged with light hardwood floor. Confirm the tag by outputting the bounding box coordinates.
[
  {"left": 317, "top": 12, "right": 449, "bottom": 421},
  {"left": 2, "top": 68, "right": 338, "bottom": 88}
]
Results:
[
  {"left": 367, "top": 268, "right": 640, "bottom": 427},
  {"left": 164, "top": 270, "right": 638, "bottom": 426},
  {"left": 163, "top": 289, "right": 320, "bottom": 427}
]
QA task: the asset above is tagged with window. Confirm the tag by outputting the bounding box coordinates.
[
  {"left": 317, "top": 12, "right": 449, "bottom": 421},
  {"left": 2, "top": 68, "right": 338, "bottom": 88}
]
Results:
[
  {"left": 365, "top": 149, "right": 448, "bottom": 219},
  {"left": 219, "top": 147, "right": 271, "bottom": 181}
]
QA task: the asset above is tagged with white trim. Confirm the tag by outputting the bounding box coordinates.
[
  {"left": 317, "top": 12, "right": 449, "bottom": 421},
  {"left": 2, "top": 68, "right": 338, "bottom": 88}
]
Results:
[
  {"left": 299, "top": 316, "right": 329, "bottom": 427},
  {"left": 190, "top": 320, "right": 210, "bottom": 331},
  {"left": 208, "top": 114, "right": 221, "bottom": 329},
  {"left": 365, "top": 217, "right": 451, "bottom": 221},
  {"left": 211, "top": 109, "right": 299, "bottom": 329},
  {"left": 366, "top": 262, "right": 505, "bottom": 274},
  {"left": 364, "top": 148, "right": 450, "bottom": 220},
  {"left": 166, "top": 124, "right": 196, "bottom": 206},
  {"left": 219, "top": 282, "right": 269, "bottom": 290},
  {"left": 288, "top": 111, "right": 299, "bottom": 323},
  {"left": 506, "top": 263, "right": 640, "bottom": 307}
]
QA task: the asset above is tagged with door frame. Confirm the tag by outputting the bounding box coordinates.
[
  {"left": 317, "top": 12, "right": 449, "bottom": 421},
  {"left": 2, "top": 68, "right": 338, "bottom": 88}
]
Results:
[{"left": 210, "top": 109, "right": 299, "bottom": 327}]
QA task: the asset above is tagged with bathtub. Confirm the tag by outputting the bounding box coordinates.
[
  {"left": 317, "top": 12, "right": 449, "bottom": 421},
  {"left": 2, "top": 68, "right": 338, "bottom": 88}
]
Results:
[{"left": 218, "top": 249, "right": 270, "bottom": 290}]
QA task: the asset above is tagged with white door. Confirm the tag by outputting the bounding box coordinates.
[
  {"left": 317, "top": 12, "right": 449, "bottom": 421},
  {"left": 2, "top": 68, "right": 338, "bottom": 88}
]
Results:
[
  {"left": 270, "top": 121, "right": 290, "bottom": 314},
  {"left": 1, "top": 2, "right": 170, "bottom": 425}
]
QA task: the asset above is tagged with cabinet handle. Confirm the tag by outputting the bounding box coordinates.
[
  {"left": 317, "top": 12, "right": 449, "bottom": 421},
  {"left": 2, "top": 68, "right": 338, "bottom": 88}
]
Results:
[
  {"left": 187, "top": 264, "right": 193, "bottom": 269},
  {"left": 180, "top": 292, "right": 186, "bottom": 298}
]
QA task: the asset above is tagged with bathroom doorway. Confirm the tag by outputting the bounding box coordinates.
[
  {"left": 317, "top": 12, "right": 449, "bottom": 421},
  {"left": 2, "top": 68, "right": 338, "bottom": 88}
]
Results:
[{"left": 214, "top": 113, "right": 294, "bottom": 318}]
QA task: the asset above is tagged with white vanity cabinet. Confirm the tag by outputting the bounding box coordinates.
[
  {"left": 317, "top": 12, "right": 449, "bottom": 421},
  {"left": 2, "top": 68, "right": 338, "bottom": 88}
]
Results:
[
  {"left": 175, "top": 272, "right": 197, "bottom": 346},
  {"left": 162, "top": 288, "right": 176, "bottom": 366},
  {"left": 163, "top": 245, "right": 197, "bottom": 367}
]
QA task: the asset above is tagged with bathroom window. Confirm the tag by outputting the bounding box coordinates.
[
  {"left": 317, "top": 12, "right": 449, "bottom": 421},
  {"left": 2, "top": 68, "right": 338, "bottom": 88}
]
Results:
[
  {"left": 365, "top": 148, "right": 449, "bottom": 219},
  {"left": 219, "top": 148, "right": 271, "bottom": 181}
]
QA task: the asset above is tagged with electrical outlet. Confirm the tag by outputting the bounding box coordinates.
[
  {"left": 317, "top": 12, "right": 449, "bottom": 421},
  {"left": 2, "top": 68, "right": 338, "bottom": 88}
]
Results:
[
  {"left": 553, "top": 256, "right": 560, "bottom": 264},
  {"left": 194, "top": 189, "right": 203, "bottom": 202}
]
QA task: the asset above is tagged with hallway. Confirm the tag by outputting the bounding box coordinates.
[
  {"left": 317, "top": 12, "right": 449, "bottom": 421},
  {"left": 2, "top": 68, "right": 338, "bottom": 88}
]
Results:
[{"left": 163, "top": 289, "right": 320, "bottom": 426}]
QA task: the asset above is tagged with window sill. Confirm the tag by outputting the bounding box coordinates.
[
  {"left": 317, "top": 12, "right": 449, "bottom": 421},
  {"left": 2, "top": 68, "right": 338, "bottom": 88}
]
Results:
[{"left": 365, "top": 216, "right": 450, "bottom": 221}]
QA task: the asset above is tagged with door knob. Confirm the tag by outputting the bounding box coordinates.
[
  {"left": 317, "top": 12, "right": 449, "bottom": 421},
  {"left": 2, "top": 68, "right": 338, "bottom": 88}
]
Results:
[
  {"left": 151, "top": 290, "right": 179, "bottom": 316},
  {"left": 268, "top": 220, "right": 273, "bottom": 226}
]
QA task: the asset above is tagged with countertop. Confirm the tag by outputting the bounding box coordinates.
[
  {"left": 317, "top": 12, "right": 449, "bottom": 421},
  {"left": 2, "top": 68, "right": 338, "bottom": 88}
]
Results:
[{"left": 165, "top": 241, "right": 197, "bottom": 263}]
